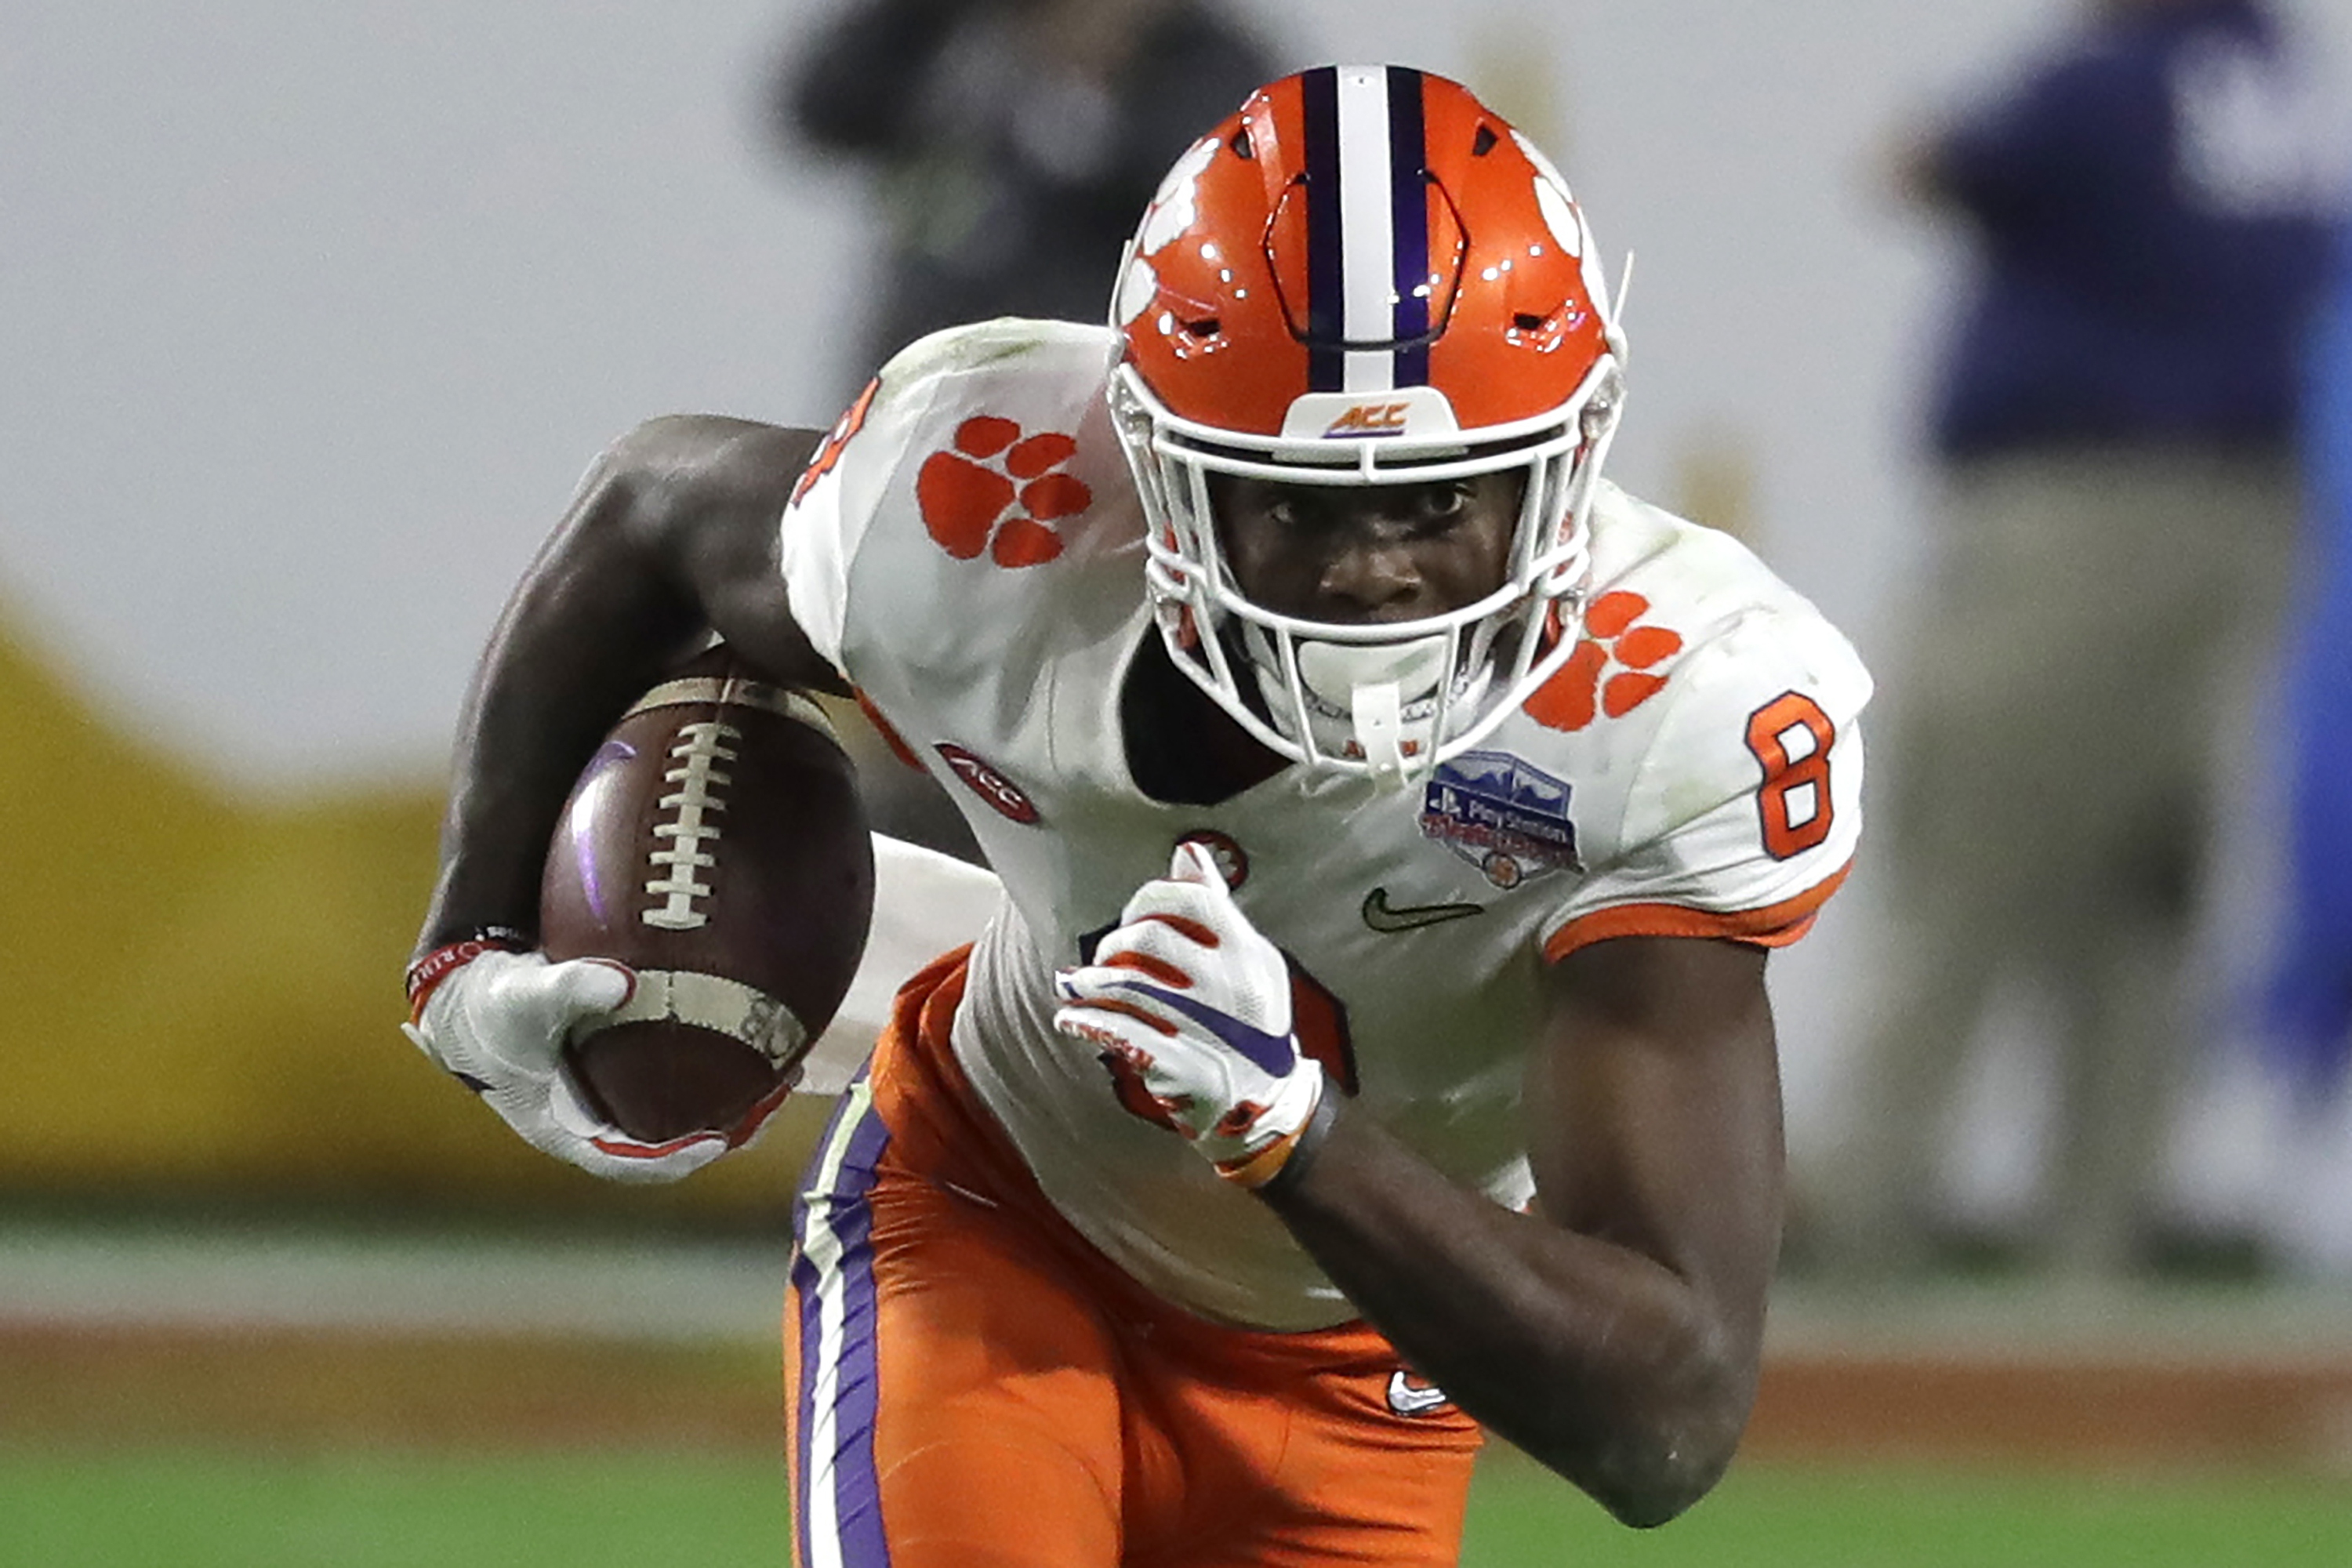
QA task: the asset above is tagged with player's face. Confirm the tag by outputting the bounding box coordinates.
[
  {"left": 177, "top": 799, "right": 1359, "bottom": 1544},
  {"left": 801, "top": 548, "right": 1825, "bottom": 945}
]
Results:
[{"left": 1213, "top": 472, "right": 1523, "bottom": 626}]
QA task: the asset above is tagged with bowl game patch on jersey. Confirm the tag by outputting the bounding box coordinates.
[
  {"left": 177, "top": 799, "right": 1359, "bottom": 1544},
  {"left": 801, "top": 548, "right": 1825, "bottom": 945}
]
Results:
[{"left": 1417, "top": 750, "right": 1580, "bottom": 889}]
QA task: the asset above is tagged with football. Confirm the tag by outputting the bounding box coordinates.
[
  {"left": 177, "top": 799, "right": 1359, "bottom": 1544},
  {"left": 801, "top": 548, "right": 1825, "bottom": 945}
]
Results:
[{"left": 539, "top": 648, "right": 874, "bottom": 1145}]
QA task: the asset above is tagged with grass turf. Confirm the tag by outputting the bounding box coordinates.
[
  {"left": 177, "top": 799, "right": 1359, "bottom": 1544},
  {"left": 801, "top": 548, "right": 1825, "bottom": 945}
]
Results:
[
  {"left": 1465, "top": 1457, "right": 2352, "bottom": 1566},
  {"left": 2, "top": 1447, "right": 2348, "bottom": 1566}
]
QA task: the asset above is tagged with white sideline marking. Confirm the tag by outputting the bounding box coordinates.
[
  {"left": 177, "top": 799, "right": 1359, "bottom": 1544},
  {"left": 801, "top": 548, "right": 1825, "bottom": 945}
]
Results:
[{"left": 0, "top": 1221, "right": 786, "bottom": 1344}]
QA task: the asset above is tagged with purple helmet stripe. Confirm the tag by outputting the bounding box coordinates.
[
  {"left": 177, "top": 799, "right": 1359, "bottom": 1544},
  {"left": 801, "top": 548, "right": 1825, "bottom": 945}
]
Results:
[
  {"left": 1298, "top": 65, "right": 1345, "bottom": 391},
  {"left": 1385, "top": 65, "right": 1432, "bottom": 386}
]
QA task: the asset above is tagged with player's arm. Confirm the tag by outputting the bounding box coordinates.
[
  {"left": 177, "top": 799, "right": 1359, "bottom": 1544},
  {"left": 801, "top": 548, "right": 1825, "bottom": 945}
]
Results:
[
  {"left": 1054, "top": 615, "right": 1859, "bottom": 1518},
  {"left": 418, "top": 415, "right": 833, "bottom": 956},
  {"left": 1054, "top": 845, "right": 1783, "bottom": 1526},
  {"left": 401, "top": 416, "right": 836, "bottom": 1181},
  {"left": 1261, "top": 935, "right": 1780, "bottom": 1528}
]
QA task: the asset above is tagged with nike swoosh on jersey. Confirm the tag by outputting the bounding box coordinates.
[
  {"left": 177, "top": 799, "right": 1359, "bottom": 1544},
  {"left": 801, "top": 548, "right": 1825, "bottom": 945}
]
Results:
[
  {"left": 1360, "top": 887, "right": 1486, "bottom": 933},
  {"left": 1386, "top": 1370, "right": 1450, "bottom": 1416}
]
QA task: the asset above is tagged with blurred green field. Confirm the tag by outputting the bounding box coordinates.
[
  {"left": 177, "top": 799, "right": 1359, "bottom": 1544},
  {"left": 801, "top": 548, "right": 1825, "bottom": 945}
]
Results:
[{"left": 3, "top": 1447, "right": 2347, "bottom": 1567}]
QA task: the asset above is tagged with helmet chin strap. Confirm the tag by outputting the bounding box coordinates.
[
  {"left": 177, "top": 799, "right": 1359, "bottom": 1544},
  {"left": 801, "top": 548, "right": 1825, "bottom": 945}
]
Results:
[{"left": 1296, "top": 637, "right": 1449, "bottom": 788}]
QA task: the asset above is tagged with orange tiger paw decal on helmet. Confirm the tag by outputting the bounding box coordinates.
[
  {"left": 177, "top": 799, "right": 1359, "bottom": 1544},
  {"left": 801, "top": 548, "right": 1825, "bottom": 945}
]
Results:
[
  {"left": 917, "top": 417, "right": 1093, "bottom": 568},
  {"left": 1525, "top": 590, "right": 1684, "bottom": 732}
]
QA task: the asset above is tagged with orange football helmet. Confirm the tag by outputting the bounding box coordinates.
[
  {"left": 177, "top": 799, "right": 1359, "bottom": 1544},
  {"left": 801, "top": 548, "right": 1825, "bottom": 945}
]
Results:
[{"left": 1109, "top": 65, "right": 1625, "bottom": 782}]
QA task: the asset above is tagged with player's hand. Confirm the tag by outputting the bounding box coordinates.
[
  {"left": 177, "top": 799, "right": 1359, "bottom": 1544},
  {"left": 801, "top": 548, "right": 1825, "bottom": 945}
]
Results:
[
  {"left": 402, "top": 943, "right": 740, "bottom": 1183},
  {"left": 1052, "top": 843, "right": 1325, "bottom": 1188}
]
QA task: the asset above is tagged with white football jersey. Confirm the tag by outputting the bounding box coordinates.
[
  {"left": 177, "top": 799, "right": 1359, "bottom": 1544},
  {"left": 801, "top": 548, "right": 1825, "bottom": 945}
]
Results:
[{"left": 783, "top": 318, "right": 1870, "bottom": 1330}]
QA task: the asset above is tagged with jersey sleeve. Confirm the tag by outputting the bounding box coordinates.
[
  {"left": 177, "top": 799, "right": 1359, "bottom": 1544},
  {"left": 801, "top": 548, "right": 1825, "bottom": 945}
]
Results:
[
  {"left": 1540, "top": 605, "right": 1871, "bottom": 963},
  {"left": 777, "top": 319, "right": 1126, "bottom": 680},
  {"left": 779, "top": 365, "right": 928, "bottom": 674}
]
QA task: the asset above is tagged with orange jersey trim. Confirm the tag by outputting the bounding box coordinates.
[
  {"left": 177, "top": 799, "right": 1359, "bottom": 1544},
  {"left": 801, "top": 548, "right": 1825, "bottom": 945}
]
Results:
[
  {"left": 853, "top": 688, "right": 927, "bottom": 772},
  {"left": 1541, "top": 860, "right": 1853, "bottom": 964}
]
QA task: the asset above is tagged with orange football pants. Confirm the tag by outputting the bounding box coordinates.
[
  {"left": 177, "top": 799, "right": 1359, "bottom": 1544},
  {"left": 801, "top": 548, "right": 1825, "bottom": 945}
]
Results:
[{"left": 784, "top": 949, "right": 1483, "bottom": 1568}]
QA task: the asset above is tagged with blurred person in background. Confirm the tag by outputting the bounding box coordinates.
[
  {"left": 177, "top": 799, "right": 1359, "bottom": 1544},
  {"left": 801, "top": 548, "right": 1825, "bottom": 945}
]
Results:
[
  {"left": 771, "top": 0, "right": 1278, "bottom": 374},
  {"left": 768, "top": 0, "right": 1278, "bottom": 859},
  {"left": 2264, "top": 212, "right": 2352, "bottom": 1273},
  {"left": 1823, "top": 0, "right": 2341, "bottom": 1277}
]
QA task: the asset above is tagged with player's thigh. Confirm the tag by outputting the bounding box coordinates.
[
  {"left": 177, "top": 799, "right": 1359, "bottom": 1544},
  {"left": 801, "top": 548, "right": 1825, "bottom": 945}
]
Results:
[
  {"left": 1245, "top": 1427, "right": 1482, "bottom": 1568},
  {"left": 1133, "top": 1347, "right": 1483, "bottom": 1568},
  {"left": 789, "top": 1091, "right": 1126, "bottom": 1568}
]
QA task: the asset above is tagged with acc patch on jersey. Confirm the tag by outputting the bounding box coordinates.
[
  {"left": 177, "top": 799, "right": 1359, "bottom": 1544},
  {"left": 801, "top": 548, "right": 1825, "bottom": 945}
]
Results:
[{"left": 1418, "top": 751, "right": 1580, "bottom": 890}]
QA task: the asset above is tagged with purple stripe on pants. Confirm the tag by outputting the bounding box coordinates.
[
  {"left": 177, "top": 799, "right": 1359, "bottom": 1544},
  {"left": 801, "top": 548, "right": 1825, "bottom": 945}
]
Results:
[{"left": 791, "top": 1083, "right": 896, "bottom": 1566}]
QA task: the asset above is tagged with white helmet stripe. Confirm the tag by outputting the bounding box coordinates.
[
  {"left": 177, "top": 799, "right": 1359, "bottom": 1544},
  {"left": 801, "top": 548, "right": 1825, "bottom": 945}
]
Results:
[
  {"left": 1341, "top": 347, "right": 1394, "bottom": 394},
  {"left": 1335, "top": 66, "right": 1399, "bottom": 392}
]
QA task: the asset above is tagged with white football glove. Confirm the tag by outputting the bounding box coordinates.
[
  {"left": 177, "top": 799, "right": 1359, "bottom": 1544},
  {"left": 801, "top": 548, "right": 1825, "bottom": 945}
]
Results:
[
  {"left": 1052, "top": 843, "right": 1325, "bottom": 1189},
  {"left": 403, "top": 943, "right": 742, "bottom": 1183}
]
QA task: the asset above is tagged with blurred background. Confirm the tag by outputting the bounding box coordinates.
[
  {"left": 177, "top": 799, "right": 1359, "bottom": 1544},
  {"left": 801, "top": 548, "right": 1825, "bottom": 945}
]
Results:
[{"left": 5, "top": 1, "right": 2352, "bottom": 1562}]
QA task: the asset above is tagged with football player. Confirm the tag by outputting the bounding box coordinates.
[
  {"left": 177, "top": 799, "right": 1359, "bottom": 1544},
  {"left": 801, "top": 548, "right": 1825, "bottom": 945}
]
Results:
[{"left": 406, "top": 67, "right": 1867, "bottom": 1564}]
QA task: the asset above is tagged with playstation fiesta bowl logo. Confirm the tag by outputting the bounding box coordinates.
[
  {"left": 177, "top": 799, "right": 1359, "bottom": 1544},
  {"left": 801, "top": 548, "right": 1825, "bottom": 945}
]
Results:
[{"left": 1419, "top": 751, "right": 1579, "bottom": 889}]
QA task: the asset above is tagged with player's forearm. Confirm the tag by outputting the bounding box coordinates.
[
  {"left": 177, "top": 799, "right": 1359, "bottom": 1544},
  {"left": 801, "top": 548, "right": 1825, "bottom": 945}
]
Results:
[
  {"left": 1259, "top": 1109, "right": 1759, "bottom": 1527},
  {"left": 416, "top": 452, "right": 716, "bottom": 955},
  {"left": 419, "top": 418, "right": 834, "bottom": 958}
]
